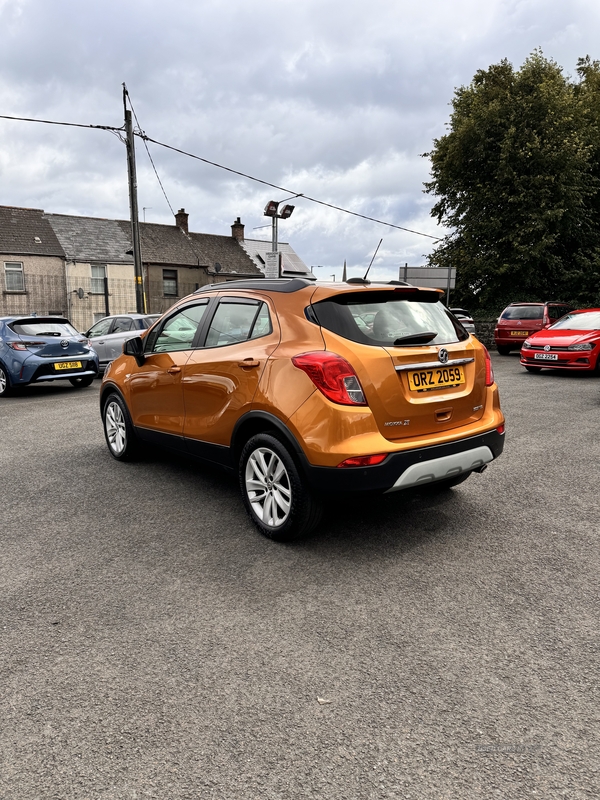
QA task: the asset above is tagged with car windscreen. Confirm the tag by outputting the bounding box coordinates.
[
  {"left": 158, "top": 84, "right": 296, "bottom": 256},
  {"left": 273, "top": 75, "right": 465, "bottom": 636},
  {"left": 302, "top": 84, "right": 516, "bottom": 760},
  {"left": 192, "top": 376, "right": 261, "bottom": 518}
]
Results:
[
  {"left": 11, "top": 321, "right": 80, "bottom": 337},
  {"left": 501, "top": 306, "right": 543, "bottom": 320},
  {"left": 309, "top": 292, "right": 468, "bottom": 346},
  {"left": 549, "top": 311, "right": 600, "bottom": 331}
]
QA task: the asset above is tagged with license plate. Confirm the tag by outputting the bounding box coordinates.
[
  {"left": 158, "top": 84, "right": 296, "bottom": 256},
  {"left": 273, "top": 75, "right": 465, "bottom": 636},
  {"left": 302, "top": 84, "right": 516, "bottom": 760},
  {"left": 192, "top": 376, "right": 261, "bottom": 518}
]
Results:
[
  {"left": 510, "top": 330, "right": 529, "bottom": 337},
  {"left": 534, "top": 353, "right": 558, "bottom": 361},
  {"left": 54, "top": 361, "right": 82, "bottom": 371},
  {"left": 408, "top": 365, "right": 465, "bottom": 391}
]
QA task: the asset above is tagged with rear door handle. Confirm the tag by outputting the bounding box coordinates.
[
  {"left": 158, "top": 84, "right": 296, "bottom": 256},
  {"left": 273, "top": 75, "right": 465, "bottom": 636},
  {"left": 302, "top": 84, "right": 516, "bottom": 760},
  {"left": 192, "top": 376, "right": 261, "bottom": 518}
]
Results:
[
  {"left": 167, "top": 366, "right": 181, "bottom": 374},
  {"left": 238, "top": 359, "right": 260, "bottom": 368}
]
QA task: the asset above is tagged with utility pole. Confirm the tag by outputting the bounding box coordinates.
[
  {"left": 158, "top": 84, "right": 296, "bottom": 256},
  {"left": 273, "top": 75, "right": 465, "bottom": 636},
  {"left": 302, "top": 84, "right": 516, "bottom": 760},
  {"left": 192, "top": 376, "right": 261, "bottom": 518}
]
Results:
[{"left": 123, "top": 86, "right": 146, "bottom": 313}]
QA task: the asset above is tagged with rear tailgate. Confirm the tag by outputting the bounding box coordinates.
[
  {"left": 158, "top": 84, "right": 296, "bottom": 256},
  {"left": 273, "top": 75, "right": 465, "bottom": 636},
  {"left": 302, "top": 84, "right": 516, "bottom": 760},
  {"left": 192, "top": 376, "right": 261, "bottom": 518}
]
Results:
[{"left": 321, "top": 329, "right": 486, "bottom": 440}]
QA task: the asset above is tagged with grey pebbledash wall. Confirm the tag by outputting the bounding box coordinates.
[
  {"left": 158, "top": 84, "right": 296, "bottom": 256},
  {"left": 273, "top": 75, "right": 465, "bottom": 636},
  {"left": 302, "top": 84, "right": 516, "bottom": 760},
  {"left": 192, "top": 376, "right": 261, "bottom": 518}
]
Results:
[{"left": 473, "top": 321, "right": 498, "bottom": 349}]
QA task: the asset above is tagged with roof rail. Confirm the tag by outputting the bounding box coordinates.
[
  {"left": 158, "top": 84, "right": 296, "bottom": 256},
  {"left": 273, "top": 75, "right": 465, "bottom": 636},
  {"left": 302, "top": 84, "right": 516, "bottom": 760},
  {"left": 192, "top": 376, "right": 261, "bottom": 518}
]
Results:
[{"left": 194, "top": 277, "right": 316, "bottom": 294}]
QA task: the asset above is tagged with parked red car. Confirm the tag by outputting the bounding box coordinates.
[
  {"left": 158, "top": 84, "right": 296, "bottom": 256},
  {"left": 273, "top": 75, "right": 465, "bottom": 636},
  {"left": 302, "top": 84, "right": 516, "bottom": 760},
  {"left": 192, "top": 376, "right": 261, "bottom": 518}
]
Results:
[
  {"left": 520, "top": 309, "right": 600, "bottom": 373},
  {"left": 494, "top": 302, "right": 573, "bottom": 354}
]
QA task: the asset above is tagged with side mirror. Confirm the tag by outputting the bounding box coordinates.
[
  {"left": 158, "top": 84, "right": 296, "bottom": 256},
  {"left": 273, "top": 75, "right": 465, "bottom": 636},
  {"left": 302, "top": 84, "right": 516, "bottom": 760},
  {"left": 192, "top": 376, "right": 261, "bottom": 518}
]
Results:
[{"left": 123, "top": 336, "right": 145, "bottom": 365}]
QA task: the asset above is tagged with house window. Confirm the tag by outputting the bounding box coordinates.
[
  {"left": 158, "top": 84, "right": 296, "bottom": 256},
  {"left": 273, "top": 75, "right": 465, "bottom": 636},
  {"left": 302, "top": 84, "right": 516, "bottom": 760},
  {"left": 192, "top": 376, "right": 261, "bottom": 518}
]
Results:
[
  {"left": 91, "top": 264, "right": 107, "bottom": 294},
  {"left": 163, "top": 269, "right": 178, "bottom": 296},
  {"left": 4, "top": 262, "right": 25, "bottom": 292}
]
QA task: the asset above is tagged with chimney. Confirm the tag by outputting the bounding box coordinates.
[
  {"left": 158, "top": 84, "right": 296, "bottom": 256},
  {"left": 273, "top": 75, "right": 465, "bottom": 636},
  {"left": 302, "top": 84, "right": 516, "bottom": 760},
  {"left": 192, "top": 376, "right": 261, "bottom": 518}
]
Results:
[
  {"left": 175, "top": 208, "right": 189, "bottom": 234},
  {"left": 231, "top": 216, "right": 244, "bottom": 241}
]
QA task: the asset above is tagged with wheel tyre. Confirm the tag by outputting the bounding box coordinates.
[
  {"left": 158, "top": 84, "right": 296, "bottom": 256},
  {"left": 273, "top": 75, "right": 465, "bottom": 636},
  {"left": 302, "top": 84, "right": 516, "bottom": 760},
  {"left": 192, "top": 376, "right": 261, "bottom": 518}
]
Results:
[
  {"left": 0, "top": 364, "right": 12, "bottom": 397},
  {"left": 69, "top": 375, "right": 95, "bottom": 388},
  {"left": 239, "top": 433, "right": 322, "bottom": 542},
  {"left": 102, "top": 393, "right": 140, "bottom": 461},
  {"left": 496, "top": 345, "right": 511, "bottom": 355},
  {"left": 525, "top": 366, "right": 542, "bottom": 373}
]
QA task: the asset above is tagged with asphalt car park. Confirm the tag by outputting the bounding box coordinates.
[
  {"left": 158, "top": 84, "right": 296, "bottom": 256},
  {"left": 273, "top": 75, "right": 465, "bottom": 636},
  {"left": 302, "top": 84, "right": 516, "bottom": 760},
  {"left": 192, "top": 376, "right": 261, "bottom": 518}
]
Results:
[{"left": 1, "top": 353, "right": 598, "bottom": 799}]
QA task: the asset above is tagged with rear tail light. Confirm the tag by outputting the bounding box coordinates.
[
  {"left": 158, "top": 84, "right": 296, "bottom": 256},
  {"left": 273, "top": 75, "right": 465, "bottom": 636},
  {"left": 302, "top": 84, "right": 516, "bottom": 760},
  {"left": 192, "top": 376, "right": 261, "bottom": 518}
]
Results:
[
  {"left": 7, "top": 341, "right": 40, "bottom": 350},
  {"left": 484, "top": 346, "right": 494, "bottom": 386},
  {"left": 292, "top": 351, "right": 367, "bottom": 405}
]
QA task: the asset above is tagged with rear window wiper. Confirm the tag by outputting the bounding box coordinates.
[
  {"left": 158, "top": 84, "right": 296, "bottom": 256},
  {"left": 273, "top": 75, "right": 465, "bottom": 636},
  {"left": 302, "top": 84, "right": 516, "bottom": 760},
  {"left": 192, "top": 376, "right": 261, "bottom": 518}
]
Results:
[{"left": 393, "top": 331, "right": 438, "bottom": 345}]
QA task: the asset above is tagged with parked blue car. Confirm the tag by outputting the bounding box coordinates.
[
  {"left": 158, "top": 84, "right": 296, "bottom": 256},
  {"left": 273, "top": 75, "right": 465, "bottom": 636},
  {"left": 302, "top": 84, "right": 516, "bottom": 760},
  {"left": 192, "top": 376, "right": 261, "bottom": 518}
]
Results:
[{"left": 0, "top": 316, "right": 99, "bottom": 397}]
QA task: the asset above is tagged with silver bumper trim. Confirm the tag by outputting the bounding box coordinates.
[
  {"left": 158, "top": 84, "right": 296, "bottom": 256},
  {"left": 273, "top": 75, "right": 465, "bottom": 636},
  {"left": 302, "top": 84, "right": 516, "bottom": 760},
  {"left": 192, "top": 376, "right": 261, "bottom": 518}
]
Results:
[{"left": 385, "top": 445, "right": 494, "bottom": 492}]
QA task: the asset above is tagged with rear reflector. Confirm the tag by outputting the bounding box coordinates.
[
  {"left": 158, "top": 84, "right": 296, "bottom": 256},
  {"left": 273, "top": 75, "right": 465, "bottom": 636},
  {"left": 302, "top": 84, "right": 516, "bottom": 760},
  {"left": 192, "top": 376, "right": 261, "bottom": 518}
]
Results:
[
  {"left": 496, "top": 424, "right": 505, "bottom": 434},
  {"left": 337, "top": 454, "right": 388, "bottom": 468}
]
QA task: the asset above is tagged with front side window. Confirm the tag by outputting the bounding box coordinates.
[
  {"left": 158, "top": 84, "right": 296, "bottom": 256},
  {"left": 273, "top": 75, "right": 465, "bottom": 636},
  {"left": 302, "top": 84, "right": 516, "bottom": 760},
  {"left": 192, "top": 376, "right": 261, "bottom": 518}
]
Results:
[
  {"left": 310, "top": 291, "right": 467, "bottom": 347},
  {"left": 91, "top": 265, "right": 107, "bottom": 294},
  {"left": 163, "top": 269, "right": 178, "bottom": 297},
  {"left": 205, "top": 300, "right": 270, "bottom": 347},
  {"left": 147, "top": 302, "right": 209, "bottom": 353},
  {"left": 4, "top": 262, "right": 25, "bottom": 292},
  {"left": 88, "top": 318, "right": 113, "bottom": 337}
]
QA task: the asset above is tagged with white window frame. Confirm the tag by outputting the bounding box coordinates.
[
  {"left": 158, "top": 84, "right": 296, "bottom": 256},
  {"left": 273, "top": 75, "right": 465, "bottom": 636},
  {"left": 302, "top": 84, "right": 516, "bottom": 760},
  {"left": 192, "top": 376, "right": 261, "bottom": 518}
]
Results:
[
  {"left": 4, "top": 261, "right": 25, "bottom": 292},
  {"left": 91, "top": 264, "right": 107, "bottom": 294}
]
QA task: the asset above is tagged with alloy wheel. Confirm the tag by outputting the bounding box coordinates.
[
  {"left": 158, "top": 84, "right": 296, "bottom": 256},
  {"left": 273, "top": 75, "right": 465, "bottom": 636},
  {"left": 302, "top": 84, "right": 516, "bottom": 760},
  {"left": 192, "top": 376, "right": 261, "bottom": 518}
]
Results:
[
  {"left": 105, "top": 400, "right": 127, "bottom": 455},
  {"left": 244, "top": 446, "right": 292, "bottom": 528},
  {"left": 0, "top": 367, "right": 7, "bottom": 394}
]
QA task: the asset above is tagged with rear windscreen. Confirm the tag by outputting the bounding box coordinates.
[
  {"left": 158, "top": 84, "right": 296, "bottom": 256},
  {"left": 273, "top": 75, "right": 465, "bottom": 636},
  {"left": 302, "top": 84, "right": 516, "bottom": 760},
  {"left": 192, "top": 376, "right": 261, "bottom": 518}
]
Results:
[
  {"left": 310, "top": 293, "right": 468, "bottom": 346},
  {"left": 11, "top": 321, "right": 79, "bottom": 337},
  {"left": 501, "top": 306, "right": 543, "bottom": 320}
]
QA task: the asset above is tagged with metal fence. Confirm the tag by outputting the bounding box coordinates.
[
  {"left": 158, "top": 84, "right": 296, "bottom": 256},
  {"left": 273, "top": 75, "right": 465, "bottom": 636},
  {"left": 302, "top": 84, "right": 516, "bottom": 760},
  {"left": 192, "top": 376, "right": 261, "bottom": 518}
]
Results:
[{"left": 0, "top": 273, "right": 138, "bottom": 332}]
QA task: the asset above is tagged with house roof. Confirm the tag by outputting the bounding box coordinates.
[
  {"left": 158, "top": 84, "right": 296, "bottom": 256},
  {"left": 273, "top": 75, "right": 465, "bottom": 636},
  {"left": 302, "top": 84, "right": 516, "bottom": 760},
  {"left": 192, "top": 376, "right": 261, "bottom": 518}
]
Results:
[
  {"left": 239, "top": 237, "right": 311, "bottom": 276},
  {"left": 43, "top": 212, "right": 261, "bottom": 276},
  {"left": 0, "top": 206, "right": 65, "bottom": 257},
  {"left": 46, "top": 214, "right": 133, "bottom": 263}
]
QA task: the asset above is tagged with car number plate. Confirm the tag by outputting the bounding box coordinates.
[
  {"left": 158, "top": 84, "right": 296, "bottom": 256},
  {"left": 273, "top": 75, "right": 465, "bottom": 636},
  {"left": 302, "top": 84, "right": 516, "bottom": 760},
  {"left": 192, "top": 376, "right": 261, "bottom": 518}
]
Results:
[
  {"left": 54, "top": 361, "right": 82, "bottom": 371},
  {"left": 534, "top": 353, "right": 558, "bottom": 361},
  {"left": 408, "top": 365, "right": 465, "bottom": 391},
  {"left": 510, "top": 330, "right": 529, "bottom": 337}
]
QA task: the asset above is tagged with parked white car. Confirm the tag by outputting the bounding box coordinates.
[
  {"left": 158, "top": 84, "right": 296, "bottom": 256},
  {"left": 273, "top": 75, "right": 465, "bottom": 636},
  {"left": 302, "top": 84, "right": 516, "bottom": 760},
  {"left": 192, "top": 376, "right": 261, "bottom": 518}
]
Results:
[{"left": 85, "top": 314, "right": 160, "bottom": 371}]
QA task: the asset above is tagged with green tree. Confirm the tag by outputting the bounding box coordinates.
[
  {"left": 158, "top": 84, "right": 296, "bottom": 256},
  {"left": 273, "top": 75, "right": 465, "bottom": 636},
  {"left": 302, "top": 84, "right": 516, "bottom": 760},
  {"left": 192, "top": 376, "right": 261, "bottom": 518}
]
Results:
[{"left": 424, "top": 51, "right": 600, "bottom": 312}]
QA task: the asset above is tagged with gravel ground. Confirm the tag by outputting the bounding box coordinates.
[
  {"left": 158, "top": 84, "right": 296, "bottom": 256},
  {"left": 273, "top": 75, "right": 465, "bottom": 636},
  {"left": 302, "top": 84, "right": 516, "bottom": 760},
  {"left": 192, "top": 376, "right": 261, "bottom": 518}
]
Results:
[{"left": 0, "top": 353, "right": 598, "bottom": 799}]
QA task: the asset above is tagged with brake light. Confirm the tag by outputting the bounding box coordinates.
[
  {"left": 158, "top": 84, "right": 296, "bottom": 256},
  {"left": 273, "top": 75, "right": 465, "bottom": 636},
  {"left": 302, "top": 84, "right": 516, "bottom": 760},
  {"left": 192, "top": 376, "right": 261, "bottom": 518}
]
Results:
[
  {"left": 484, "top": 346, "right": 494, "bottom": 386},
  {"left": 338, "top": 454, "right": 387, "bottom": 468},
  {"left": 292, "top": 351, "right": 367, "bottom": 405},
  {"left": 7, "top": 341, "right": 40, "bottom": 350}
]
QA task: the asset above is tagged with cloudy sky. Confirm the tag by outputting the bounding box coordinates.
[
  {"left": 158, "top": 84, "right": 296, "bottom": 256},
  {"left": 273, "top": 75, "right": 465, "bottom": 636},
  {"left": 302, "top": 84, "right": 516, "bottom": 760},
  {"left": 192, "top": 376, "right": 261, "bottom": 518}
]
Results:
[{"left": 1, "top": 0, "right": 599, "bottom": 280}]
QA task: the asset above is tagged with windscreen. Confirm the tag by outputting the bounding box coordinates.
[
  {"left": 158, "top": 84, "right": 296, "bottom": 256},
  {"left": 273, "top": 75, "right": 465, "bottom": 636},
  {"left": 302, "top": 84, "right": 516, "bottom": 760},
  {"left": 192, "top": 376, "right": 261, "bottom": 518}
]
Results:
[
  {"left": 310, "top": 293, "right": 468, "bottom": 346},
  {"left": 549, "top": 311, "right": 600, "bottom": 331},
  {"left": 11, "top": 320, "right": 79, "bottom": 337},
  {"left": 501, "top": 306, "right": 543, "bottom": 320}
]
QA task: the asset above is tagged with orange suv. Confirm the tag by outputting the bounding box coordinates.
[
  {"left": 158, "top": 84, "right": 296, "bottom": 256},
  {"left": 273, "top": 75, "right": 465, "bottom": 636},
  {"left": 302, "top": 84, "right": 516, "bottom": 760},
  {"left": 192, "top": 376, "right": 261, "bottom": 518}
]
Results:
[{"left": 100, "top": 278, "right": 505, "bottom": 541}]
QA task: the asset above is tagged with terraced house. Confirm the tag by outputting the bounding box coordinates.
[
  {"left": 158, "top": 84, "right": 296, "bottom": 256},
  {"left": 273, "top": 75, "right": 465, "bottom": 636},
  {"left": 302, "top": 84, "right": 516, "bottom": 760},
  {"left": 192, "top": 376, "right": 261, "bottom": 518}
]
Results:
[{"left": 1, "top": 206, "right": 309, "bottom": 331}]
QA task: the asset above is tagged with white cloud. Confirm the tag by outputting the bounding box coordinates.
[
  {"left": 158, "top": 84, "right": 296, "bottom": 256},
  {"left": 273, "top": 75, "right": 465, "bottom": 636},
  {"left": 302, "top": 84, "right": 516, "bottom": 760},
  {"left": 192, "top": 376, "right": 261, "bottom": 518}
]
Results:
[{"left": 1, "top": 0, "right": 600, "bottom": 271}]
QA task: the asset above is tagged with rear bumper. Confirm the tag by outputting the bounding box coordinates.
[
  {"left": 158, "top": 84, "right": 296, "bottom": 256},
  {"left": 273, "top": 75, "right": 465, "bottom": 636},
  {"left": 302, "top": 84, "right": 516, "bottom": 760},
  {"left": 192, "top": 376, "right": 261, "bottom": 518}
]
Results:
[
  {"left": 300, "top": 427, "right": 505, "bottom": 494},
  {"left": 19, "top": 358, "right": 99, "bottom": 384}
]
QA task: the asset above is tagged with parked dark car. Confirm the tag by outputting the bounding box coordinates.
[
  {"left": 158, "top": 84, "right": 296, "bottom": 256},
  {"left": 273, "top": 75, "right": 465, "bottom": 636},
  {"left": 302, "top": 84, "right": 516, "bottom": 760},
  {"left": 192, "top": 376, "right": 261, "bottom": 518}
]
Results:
[
  {"left": 494, "top": 302, "right": 573, "bottom": 354},
  {"left": 85, "top": 313, "right": 160, "bottom": 371},
  {"left": 0, "top": 316, "right": 99, "bottom": 396}
]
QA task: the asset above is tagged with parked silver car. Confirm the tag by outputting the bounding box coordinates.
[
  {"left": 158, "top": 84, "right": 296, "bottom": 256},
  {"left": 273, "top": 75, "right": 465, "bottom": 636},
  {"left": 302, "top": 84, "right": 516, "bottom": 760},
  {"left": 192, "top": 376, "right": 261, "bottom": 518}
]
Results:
[
  {"left": 85, "top": 313, "right": 160, "bottom": 370},
  {"left": 450, "top": 308, "right": 476, "bottom": 335}
]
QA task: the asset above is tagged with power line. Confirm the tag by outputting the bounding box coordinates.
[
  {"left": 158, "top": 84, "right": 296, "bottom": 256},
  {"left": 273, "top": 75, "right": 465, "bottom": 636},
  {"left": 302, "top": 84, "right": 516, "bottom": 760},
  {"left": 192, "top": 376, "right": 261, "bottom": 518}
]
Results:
[
  {"left": 140, "top": 134, "right": 441, "bottom": 241},
  {"left": 0, "top": 113, "right": 121, "bottom": 132},
  {"left": 0, "top": 110, "right": 441, "bottom": 242}
]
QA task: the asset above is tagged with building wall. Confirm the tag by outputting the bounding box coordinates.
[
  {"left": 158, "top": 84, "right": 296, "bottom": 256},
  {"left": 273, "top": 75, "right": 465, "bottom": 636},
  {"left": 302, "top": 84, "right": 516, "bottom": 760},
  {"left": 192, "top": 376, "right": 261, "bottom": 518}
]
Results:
[
  {"left": 0, "top": 254, "right": 67, "bottom": 317},
  {"left": 65, "top": 262, "right": 137, "bottom": 332},
  {"left": 146, "top": 264, "right": 219, "bottom": 314}
]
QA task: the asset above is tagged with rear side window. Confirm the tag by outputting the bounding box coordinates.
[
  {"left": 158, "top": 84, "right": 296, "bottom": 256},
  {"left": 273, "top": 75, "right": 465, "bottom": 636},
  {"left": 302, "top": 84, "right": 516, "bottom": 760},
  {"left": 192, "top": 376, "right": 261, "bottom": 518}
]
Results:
[
  {"left": 205, "top": 301, "right": 271, "bottom": 347},
  {"left": 501, "top": 306, "right": 543, "bottom": 320},
  {"left": 112, "top": 317, "right": 134, "bottom": 333},
  {"left": 310, "top": 292, "right": 467, "bottom": 346}
]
